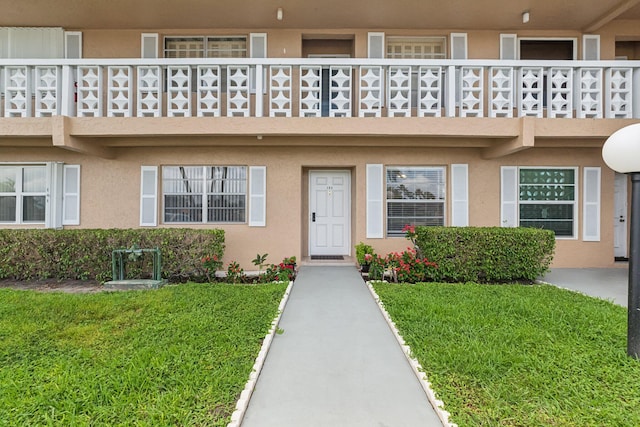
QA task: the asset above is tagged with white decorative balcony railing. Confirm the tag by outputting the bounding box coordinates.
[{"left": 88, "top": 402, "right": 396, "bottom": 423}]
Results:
[{"left": 1, "top": 58, "right": 639, "bottom": 119}]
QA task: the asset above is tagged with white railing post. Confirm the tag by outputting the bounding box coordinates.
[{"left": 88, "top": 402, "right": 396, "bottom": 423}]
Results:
[
  {"left": 255, "top": 64, "right": 263, "bottom": 117},
  {"left": 634, "top": 68, "right": 640, "bottom": 119},
  {"left": 445, "top": 65, "right": 456, "bottom": 117},
  {"left": 60, "top": 65, "right": 76, "bottom": 117}
]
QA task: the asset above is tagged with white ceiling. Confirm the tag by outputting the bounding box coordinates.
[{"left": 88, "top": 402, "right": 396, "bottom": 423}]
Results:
[{"left": 1, "top": 0, "right": 639, "bottom": 31}]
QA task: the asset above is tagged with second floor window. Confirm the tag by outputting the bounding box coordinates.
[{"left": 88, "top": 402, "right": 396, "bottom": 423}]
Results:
[
  {"left": 164, "top": 36, "right": 247, "bottom": 58},
  {"left": 386, "top": 37, "right": 447, "bottom": 59}
]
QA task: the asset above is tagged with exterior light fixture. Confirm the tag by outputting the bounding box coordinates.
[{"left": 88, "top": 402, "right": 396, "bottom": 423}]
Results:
[
  {"left": 602, "top": 123, "right": 640, "bottom": 358},
  {"left": 276, "top": 7, "right": 283, "bottom": 21},
  {"left": 522, "top": 11, "right": 530, "bottom": 24}
]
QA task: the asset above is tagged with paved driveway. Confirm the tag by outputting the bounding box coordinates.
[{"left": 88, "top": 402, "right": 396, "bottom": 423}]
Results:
[{"left": 541, "top": 267, "right": 629, "bottom": 307}]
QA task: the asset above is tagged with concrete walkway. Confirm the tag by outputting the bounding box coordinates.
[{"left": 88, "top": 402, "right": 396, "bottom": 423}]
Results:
[
  {"left": 541, "top": 267, "right": 629, "bottom": 307},
  {"left": 241, "top": 266, "right": 443, "bottom": 427}
]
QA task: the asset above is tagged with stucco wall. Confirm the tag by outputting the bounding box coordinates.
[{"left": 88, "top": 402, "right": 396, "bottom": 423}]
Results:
[
  {"left": 76, "top": 26, "right": 640, "bottom": 60},
  {"left": 2, "top": 143, "right": 617, "bottom": 270}
]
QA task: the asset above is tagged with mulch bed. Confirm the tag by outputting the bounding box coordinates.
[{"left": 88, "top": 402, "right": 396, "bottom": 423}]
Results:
[{"left": 0, "top": 279, "right": 103, "bottom": 293}]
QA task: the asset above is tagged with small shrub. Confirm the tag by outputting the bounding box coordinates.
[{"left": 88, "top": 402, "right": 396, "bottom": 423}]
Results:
[
  {"left": 252, "top": 253, "right": 269, "bottom": 272},
  {"left": 226, "top": 261, "right": 245, "bottom": 284},
  {"left": 202, "top": 255, "right": 223, "bottom": 282},
  {"left": 386, "top": 247, "right": 438, "bottom": 283},
  {"left": 355, "top": 242, "right": 375, "bottom": 266},
  {"left": 415, "top": 226, "right": 555, "bottom": 283}
]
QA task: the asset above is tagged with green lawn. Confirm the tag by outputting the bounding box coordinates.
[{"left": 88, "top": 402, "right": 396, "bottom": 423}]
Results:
[
  {"left": 373, "top": 282, "right": 640, "bottom": 427},
  {"left": 0, "top": 283, "right": 287, "bottom": 426}
]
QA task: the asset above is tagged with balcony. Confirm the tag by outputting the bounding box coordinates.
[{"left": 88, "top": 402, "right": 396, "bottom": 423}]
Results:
[
  {"left": 2, "top": 58, "right": 639, "bottom": 120},
  {"left": 1, "top": 58, "right": 639, "bottom": 159}
]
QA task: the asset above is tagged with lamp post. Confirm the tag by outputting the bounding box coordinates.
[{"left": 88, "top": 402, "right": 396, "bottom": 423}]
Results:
[{"left": 602, "top": 123, "right": 640, "bottom": 358}]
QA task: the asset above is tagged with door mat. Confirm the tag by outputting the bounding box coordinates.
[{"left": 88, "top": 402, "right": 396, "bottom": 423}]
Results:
[{"left": 310, "top": 255, "right": 344, "bottom": 260}]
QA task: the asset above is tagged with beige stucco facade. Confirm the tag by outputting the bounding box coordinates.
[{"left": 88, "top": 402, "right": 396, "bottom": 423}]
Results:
[{"left": 2, "top": 0, "right": 640, "bottom": 270}]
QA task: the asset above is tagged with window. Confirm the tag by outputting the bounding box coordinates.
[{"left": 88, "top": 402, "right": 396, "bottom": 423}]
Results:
[
  {"left": 518, "top": 168, "right": 576, "bottom": 237},
  {"left": 386, "top": 167, "right": 445, "bottom": 236},
  {"left": 163, "top": 166, "right": 246, "bottom": 223},
  {"left": 386, "top": 37, "right": 447, "bottom": 113},
  {"left": 164, "top": 36, "right": 247, "bottom": 58},
  {"left": 386, "top": 37, "right": 447, "bottom": 59},
  {"left": 0, "top": 165, "right": 47, "bottom": 223}
]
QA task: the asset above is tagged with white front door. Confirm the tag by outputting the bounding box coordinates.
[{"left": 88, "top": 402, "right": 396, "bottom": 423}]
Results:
[
  {"left": 614, "top": 172, "right": 628, "bottom": 259},
  {"left": 309, "top": 171, "right": 351, "bottom": 256}
]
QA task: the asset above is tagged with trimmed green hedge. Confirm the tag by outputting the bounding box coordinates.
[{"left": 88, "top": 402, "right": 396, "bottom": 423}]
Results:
[
  {"left": 415, "top": 226, "right": 555, "bottom": 283},
  {"left": 0, "top": 229, "right": 225, "bottom": 283}
]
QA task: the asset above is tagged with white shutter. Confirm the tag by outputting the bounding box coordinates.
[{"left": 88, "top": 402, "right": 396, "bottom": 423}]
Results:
[
  {"left": 0, "top": 28, "right": 8, "bottom": 58},
  {"left": 583, "top": 35, "right": 600, "bottom": 60},
  {"left": 8, "top": 27, "right": 64, "bottom": 59},
  {"left": 366, "top": 164, "right": 384, "bottom": 238},
  {"left": 250, "top": 33, "right": 267, "bottom": 58},
  {"left": 45, "top": 162, "right": 64, "bottom": 229},
  {"left": 368, "top": 32, "right": 385, "bottom": 59},
  {"left": 140, "top": 166, "right": 158, "bottom": 226},
  {"left": 250, "top": 33, "right": 267, "bottom": 95},
  {"left": 62, "top": 165, "right": 80, "bottom": 225},
  {"left": 450, "top": 33, "right": 468, "bottom": 59},
  {"left": 141, "top": 33, "right": 158, "bottom": 59},
  {"left": 501, "top": 166, "right": 518, "bottom": 227},
  {"left": 583, "top": 167, "right": 601, "bottom": 241},
  {"left": 249, "top": 166, "right": 266, "bottom": 227},
  {"left": 450, "top": 164, "right": 469, "bottom": 226},
  {"left": 500, "top": 34, "right": 518, "bottom": 60},
  {"left": 64, "top": 31, "right": 82, "bottom": 59}
]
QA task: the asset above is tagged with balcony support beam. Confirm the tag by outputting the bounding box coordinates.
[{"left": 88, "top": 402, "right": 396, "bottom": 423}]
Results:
[
  {"left": 583, "top": 0, "right": 640, "bottom": 32},
  {"left": 482, "top": 117, "right": 535, "bottom": 159},
  {"left": 51, "top": 116, "right": 115, "bottom": 159}
]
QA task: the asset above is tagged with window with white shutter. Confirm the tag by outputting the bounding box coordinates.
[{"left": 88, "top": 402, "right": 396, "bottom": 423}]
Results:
[
  {"left": 62, "top": 165, "right": 80, "bottom": 225},
  {"left": 450, "top": 164, "right": 469, "bottom": 226},
  {"left": 583, "top": 167, "right": 601, "bottom": 241},
  {"left": 140, "top": 166, "right": 158, "bottom": 226},
  {"left": 366, "top": 164, "right": 384, "bottom": 238},
  {"left": 249, "top": 166, "right": 266, "bottom": 227}
]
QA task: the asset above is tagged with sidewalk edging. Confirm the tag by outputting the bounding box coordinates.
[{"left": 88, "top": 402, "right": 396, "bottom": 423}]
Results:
[
  {"left": 366, "top": 281, "right": 458, "bottom": 427},
  {"left": 227, "top": 280, "right": 295, "bottom": 427}
]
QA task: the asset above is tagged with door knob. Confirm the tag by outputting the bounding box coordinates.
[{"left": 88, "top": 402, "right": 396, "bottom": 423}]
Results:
[{"left": 312, "top": 212, "right": 316, "bottom": 222}]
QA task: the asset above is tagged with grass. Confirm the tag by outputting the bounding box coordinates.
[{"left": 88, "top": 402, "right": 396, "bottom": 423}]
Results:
[
  {"left": 372, "top": 282, "right": 640, "bottom": 427},
  {"left": 0, "top": 282, "right": 288, "bottom": 426}
]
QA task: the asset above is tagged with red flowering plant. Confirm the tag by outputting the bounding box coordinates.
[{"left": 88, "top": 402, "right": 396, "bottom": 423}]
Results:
[
  {"left": 201, "top": 254, "right": 222, "bottom": 282},
  {"left": 226, "top": 261, "right": 245, "bottom": 284},
  {"left": 367, "top": 254, "right": 387, "bottom": 281},
  {"left": 401, "top": 224, "right": 423, "bottom": 258},
  {"left": 259, "top": 256, "right": 298, "bottom": 283},
  {"left": 386, "top": 247, "right": 437, "bottom": 283}
]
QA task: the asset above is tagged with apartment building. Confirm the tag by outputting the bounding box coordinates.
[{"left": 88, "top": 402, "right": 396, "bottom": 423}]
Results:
[{"left": 1, "top": 0, "right": 640, "bottom": 268}]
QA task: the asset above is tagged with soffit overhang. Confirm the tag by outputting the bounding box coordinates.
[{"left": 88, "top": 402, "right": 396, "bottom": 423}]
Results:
[{"left": 1, "top": 0, "right": 640, "bottom": 32}]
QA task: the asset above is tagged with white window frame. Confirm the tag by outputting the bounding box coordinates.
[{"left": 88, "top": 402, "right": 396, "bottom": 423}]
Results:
[
  {"left": 384, "top": 36, "right": 447, "bottom": 112},
  {"left": 163, "top": 35, "right": 248, "bottom": 58},
  {"left": 386, "top": 36, "right": 447, "bottom": 59},
  {"left": 161, "top": 165, "right": 247, "bottom": 224},
  {"left": 516, "top": 166, "right": 579, "bottom": 239},
  {"left": 0, "top": 164, "right": 47, "bottom": 224},
  {"left": 385, "top": 166, "right": 446, "bottom": 237},
  {"left": 517, "top": 37, "right": 578, "bottom": 60}
]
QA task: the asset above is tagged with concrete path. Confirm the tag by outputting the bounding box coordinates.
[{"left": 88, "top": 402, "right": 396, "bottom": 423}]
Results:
[
  {"left": 241, "top": 266, "right": 443, "bottom": 427},
  {"left": 541, "top": 267, "right": 629, "bottom": 307}
]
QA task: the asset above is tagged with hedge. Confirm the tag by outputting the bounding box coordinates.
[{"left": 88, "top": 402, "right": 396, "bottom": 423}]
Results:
[
  {"left": 415, "top": 226, "right": 555, "bottom": 283},
  {"left": 0, "top": 229, "right": 225, "bottom": 283}
]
